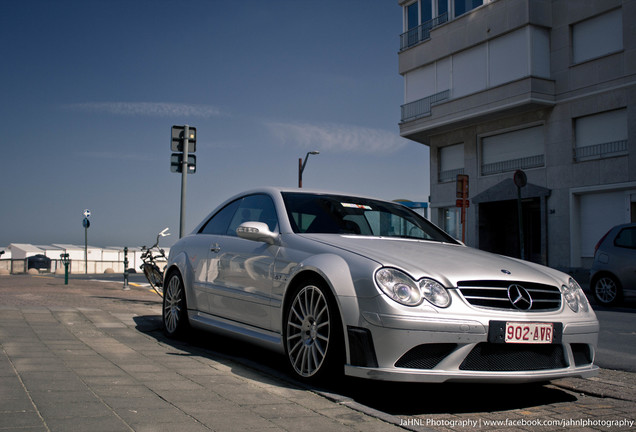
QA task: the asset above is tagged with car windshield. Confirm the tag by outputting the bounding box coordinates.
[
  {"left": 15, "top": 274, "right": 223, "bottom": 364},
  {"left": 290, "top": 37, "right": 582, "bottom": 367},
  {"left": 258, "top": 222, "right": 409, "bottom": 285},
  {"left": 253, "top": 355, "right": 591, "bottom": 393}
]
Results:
[{"left": 282, "top": 192, "right": 457, "bottom": 243}]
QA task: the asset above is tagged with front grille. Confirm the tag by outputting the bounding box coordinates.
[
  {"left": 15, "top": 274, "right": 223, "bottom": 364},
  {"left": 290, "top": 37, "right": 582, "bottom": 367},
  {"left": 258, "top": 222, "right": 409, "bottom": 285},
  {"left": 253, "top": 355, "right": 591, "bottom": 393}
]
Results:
[
  {"left": 395, "top": 344, "right": 458, "bottom": 369},
  {"left": 459, "top": 343, "right": 567, "bottom": 371},
  {"left": 457, "top": 280, "right": 562, "bottom": 311}
]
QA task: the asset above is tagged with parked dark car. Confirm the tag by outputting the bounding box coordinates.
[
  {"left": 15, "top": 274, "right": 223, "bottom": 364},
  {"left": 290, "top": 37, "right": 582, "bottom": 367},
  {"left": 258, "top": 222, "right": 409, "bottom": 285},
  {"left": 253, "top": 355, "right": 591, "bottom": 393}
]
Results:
[
  {"left": 27, "top": 254, "right": 51, "bottom": 271},
  {"left": 590, "top": 222, "right": 636, "bottom": 306}
]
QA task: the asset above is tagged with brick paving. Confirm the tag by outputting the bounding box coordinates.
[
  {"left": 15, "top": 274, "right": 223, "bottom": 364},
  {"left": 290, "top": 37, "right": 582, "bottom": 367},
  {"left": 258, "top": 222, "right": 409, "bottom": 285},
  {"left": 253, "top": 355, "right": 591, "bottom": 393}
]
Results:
[{"left": 0, "top": 274, "right": 635, "bottom": 431}]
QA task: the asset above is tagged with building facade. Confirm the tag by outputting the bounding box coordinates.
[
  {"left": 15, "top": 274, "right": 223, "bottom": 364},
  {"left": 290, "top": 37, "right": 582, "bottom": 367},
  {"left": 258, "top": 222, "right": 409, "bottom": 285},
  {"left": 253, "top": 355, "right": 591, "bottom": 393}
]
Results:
[{"left": 398, "top": 0, "right": 636, "bottom": 269}]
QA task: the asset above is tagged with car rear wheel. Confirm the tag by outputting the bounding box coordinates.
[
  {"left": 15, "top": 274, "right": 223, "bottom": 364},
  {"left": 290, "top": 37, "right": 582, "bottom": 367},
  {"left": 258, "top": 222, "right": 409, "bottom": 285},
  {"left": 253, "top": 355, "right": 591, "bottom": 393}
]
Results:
[
  {"left": 284, "top": 279, "right": 343, "bottom": 382},
  {"left": 163, "top": 271, "right": 188, "bottom": 337},
  {"left": 593, "top": 274, "right": 622, "bottom": 306}
]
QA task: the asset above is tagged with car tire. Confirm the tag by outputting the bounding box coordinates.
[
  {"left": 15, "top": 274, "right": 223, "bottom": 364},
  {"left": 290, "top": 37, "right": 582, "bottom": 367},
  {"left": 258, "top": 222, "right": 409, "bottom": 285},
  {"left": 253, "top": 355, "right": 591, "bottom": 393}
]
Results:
[
  {"left": 284, "top": 278, "right": 343, "bottom": 382},
  {"left": 592, "top": 274, "right": 622, "bottom": 306},
  {"left": 163, "top": 270, "right": 188, "bottom": 337}
]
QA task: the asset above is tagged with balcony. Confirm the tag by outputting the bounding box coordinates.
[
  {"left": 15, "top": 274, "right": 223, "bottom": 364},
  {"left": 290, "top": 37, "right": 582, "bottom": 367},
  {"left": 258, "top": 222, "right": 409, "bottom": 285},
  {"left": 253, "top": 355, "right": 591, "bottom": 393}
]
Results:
[
  {"left": 401, "top": 90, "right": 450, "bottom": 123},
  {"left": 439, "top": 167, "right": 465, "bottom": 183},
  {"left": 481, "top": 154, "right": 544, "bottom": 176},
  {"left": 399, "top": 13, "right": 448, "bottom": 51},
  {"left": 574, "top": 140, "right": 628, "bottom": 162}
]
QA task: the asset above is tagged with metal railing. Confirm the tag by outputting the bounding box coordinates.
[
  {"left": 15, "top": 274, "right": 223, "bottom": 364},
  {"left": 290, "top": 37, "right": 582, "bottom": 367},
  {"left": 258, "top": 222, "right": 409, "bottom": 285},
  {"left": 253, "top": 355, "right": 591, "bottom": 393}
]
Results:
[
  {"left": 400, "top": 13, "right": 449, "bottom": 51},
  {"left": 481, "top": 154, "right": 544, "bottom": 176},
  {"left": 439, "top": 168, "right": 465, "bottom": 183},
  {"left": 574, "top": 140, "right": 628, "bottom": 161},
  {"left": 401, "top": 89, "right": 450, "bottom": 123}
]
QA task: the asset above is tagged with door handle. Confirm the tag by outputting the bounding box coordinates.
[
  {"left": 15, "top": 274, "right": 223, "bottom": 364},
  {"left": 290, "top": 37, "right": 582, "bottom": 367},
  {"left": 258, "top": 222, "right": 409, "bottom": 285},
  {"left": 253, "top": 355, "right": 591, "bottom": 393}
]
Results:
[{"left": 210, "top": 243, "right": 221, "bottom": 253}]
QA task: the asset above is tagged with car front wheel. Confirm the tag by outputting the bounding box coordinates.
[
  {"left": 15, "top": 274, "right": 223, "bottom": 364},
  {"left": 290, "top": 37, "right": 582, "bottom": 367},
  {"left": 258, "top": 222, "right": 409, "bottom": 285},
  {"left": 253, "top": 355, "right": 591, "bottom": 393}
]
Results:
[
  {"left": 163, "top": 271, "right": 188, "bottom": 337},
  {"left": 284, "top": 279, "right": 343, "bottom": 382},
  {"left": 593, "top": 274, "right": 622, "bottom": 306}
]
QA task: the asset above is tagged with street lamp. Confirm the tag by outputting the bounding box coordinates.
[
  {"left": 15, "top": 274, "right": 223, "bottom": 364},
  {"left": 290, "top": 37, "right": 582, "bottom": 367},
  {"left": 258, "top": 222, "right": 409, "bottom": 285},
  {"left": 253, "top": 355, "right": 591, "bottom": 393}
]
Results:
[{"left": 298, "top": 151, "right": 319, "bottom": 188}]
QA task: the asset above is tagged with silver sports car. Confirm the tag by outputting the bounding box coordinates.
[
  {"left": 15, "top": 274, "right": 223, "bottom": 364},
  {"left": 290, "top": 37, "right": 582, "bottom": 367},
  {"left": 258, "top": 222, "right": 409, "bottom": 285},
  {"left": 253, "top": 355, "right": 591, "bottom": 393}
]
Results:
[{"left": 163, "top": 187, "right": 599, "bottom": 383}]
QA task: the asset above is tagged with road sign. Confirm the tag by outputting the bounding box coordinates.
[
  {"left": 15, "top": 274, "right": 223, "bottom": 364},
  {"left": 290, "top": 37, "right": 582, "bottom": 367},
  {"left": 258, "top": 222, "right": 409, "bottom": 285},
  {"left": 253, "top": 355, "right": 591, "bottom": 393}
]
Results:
[
  {"left": 514, "top": 169, "right": 527, "bottom": 188},
  {"left": 171, "top": 125, "right": 196, "bottom": 153},
  {"left": 170, "top": 153, "right": 196, "bottom": 173},
  {"left": 456, "top": 199, "right": 470, "bottom": 208},
  {"left": 456, "top": 174, "right": 469, "bottom": 198},
  {"left": 456, "top": 174, "right": 469, "bottom": 244},
  {"left": 83, "top": 209, "right": 91, "bottom": 218},
  {"left": 82, "top": 218, "right": 90, "bottom": 228}
]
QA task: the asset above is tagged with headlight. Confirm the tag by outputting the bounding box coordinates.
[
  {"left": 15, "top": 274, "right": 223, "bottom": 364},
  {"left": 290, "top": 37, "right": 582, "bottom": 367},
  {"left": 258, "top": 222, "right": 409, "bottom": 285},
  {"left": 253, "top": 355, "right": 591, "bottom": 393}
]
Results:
[
  {"left": 562, "top": 277, "right": 588, "bottom": 312},
  {"left": 375, "top": 268, "right": 422, "bottom": 306},
  {"left": 375, "top": 268, "right": 450, "bottom": 308},
  {"left": 420, "top": 278, "right": 451, "bottom": 308}
]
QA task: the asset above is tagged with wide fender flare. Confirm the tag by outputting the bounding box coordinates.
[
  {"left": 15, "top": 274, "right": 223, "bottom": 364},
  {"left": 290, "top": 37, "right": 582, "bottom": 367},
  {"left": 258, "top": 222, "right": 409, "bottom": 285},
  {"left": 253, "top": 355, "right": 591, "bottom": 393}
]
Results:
[
  {"left": 286, "top": 253, "right": 378, "bottom": 363},
  {"left": 165, "top": 251, "right": 196, "bottom": 307},
  {"left": 287, "top": 252, "right": 378, "bottom": 315}
]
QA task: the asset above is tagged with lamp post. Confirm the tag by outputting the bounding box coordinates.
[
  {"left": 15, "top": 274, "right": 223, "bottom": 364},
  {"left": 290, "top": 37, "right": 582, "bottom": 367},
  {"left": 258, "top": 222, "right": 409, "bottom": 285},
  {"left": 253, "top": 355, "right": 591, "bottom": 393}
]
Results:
[{"left": 298, "top": 151, "right": 319, "bottom": 188}]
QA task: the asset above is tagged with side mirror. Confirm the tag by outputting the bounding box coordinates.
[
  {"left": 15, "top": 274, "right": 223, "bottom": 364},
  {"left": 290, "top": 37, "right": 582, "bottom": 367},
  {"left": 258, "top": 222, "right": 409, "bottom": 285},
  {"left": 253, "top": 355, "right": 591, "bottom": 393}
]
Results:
[{"left": 236, "top": 222, "right": 278, "bottom": 245}]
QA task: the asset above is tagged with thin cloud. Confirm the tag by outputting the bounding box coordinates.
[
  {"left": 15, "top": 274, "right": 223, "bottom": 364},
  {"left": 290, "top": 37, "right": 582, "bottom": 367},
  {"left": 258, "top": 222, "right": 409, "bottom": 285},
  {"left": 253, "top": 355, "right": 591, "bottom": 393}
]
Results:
[
  {"left": 66, "top": 102, "right": 221, "bottom": 118},
  {"left": 265, "top": 121, "right": 407, "bottom": 154},
  {"left": 76, "top": 151, "right": 155, "bottom": 162}
]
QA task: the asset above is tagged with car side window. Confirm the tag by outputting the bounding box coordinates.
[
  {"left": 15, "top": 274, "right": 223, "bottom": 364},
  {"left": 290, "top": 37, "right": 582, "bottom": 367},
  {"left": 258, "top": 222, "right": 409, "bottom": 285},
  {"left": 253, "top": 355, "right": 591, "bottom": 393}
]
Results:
[
  {"left": 614, "top": 227, "right": 636, "bottom": 249},
  {"left": 198, "top": 200, "right": 241, "bottom": 235},
  {"left": 227, "top": 194, "right": 279, "bottom": 235}
]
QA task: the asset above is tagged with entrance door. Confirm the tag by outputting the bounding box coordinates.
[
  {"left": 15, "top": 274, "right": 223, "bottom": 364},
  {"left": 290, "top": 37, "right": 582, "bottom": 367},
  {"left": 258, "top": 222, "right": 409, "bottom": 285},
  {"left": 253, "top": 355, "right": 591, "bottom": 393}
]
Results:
[{"left": 479, "top": 198, "right": 542, "bottom": 263}]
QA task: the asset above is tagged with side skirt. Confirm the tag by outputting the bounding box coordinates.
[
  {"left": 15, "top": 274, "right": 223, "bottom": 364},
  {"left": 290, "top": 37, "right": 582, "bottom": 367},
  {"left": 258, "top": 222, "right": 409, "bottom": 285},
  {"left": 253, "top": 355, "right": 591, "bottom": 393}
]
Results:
[{"left": 188, "top": 310, "right": 284, "bottom": 354}]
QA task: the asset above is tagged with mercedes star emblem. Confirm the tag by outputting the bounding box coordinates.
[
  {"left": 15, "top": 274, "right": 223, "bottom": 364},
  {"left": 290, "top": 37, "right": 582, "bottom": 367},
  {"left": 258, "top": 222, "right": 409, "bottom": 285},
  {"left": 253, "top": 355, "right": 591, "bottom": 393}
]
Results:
[{"left": 507, "top": 284, "right": 533, "bottom": 310}]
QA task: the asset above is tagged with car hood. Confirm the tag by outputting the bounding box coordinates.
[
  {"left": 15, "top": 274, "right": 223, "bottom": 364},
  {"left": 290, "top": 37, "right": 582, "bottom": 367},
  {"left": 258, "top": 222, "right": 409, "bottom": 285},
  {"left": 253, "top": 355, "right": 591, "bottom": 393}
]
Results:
[{"left": 302, "top": 235, "right": 565, "bottom": 287}]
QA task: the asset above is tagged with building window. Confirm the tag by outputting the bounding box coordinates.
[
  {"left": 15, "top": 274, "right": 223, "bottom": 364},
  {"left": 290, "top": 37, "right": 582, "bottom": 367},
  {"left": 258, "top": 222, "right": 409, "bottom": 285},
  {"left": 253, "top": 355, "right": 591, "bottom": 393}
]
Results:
[
  {"left": 480, "top": 125, "right": 545, "bottom": 176},
  {"left": 440, "top": 207, "right": 461, "bottom": 240},
  {"left": 421, "top": 0, "right": 432, "bottom": 23},
  {"left": 400, "top": 0, "right": 450, "bottom": 50},
  {"left": 439, "top": 143, "right": 464, "bottom": 183},
  {"left": 455, "top": 0, "right": 483, "bottom": 18},
  {"left": 407, "top": 2, "right": 419, "bottom": 30},
  {"left": 574, "top": 109, "right": 628, "bottom": 161},
  {"left": 437, "top": 0, "right": 448, "bottom": 17},
  {"left": 572, "top": 8, "right": 623, "bottom": 64}
]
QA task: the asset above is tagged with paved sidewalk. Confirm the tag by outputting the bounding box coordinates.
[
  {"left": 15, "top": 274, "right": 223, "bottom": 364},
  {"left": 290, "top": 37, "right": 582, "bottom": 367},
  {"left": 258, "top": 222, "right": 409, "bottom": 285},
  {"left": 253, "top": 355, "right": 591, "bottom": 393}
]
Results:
[
  {"left": 0, "top": 276, "right": 401, "bottom": 432},
  {"left": 1, "top": 275, "right": 635, "bottom": 432}
]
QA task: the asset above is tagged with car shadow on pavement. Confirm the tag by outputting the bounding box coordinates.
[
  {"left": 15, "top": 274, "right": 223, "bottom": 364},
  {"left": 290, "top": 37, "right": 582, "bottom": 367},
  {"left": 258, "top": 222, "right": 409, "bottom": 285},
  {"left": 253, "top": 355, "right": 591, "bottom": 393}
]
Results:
[
  {"left": 132, "top": 315, "right": 579, "bottom": 417},
  {"left": 326, "top": 378, "right": 577, "bottom": 415},
  {"left": 90, "top": 295, "right": 162, "bottom": 308}
]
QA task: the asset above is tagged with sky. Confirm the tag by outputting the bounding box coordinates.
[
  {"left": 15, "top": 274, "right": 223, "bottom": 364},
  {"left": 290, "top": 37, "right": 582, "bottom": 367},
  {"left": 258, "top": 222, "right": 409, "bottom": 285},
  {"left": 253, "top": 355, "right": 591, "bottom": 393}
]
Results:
[{"left": 0, "top": 0, "right": 431, "bottom": 249}]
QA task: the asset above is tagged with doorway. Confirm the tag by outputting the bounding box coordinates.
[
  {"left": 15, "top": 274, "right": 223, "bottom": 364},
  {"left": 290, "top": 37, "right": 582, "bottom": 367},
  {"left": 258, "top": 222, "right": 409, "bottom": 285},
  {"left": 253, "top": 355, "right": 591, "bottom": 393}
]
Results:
[{"left": 479, "top": 198, "right": 542, "bottom": 263}]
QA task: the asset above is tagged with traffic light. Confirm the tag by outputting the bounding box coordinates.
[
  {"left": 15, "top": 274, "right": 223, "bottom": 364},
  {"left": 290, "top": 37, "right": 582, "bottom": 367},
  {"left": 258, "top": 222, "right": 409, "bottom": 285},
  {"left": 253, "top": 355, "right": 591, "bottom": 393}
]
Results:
[
  {"left": 170, "top": 153, "right": 196, "bottom": 173},
  {"left": 171, "top": 125, "right": 196, "bottom": 153}
]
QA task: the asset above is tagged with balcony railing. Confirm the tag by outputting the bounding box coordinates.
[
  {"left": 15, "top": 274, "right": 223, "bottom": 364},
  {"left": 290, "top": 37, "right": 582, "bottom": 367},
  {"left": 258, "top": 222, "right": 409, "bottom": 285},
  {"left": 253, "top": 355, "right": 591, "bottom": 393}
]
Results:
[
  {"left": 401, "top": 89, "right": 450, "bottom": 123},
  {"left": 481, "top": 154, "right": 545, "bottom": 176},
  {"left": 439, "top": 167, "right": 465, "bottom": 183},
  {"left": 400, "top": 13, "right": 449, "bottom": 51},
  {"left": 574, "top": 140, "right": 628, "bottom": 161}
]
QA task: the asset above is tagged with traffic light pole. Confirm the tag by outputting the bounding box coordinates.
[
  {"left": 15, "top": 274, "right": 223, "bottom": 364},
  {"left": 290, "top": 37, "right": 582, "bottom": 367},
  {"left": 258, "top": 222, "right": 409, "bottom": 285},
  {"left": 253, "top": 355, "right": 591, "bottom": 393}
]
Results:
[{"left": 179, "top": 125, "right": 189, "bottom": 238}]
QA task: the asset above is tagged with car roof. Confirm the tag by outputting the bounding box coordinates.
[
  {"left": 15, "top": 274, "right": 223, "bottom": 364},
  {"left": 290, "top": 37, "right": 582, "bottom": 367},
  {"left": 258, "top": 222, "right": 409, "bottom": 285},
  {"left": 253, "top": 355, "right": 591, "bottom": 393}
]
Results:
[
  {"left": 190, "top": 187, "right": 410, "bottom": 235},
  {"left": 239, "top": 186, "right": 381, "bottom": 199},
  {"left": 611, "top": 222, "right": 636, "bottom": 231}
]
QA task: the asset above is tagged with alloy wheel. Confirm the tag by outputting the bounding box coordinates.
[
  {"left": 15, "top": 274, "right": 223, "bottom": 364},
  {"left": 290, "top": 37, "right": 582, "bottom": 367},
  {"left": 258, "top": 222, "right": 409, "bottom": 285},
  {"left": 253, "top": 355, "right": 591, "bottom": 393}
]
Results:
[
  {"left": 163, "top": 274, "right": 183, "bottom": 335},
  {"left": 286, "top": 285, "right": 331, "bottom": 378}
]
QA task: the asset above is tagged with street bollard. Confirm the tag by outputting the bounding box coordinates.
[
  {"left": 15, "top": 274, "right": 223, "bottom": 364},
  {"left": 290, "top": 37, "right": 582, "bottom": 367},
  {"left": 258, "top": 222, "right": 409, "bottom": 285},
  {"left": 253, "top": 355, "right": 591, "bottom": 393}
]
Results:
[
  {"left": 60, "top": 253, "right": 70, "bottom": 285},
  {"left": 123, "top": 247, "right": 130, "bottom": 291}
]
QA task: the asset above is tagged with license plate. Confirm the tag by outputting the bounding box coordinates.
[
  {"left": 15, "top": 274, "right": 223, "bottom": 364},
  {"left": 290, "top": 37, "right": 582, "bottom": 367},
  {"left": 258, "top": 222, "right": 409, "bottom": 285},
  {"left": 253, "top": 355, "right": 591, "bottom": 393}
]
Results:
[{"left": 505, "top": 322, "right": 553, "bottom": 344}]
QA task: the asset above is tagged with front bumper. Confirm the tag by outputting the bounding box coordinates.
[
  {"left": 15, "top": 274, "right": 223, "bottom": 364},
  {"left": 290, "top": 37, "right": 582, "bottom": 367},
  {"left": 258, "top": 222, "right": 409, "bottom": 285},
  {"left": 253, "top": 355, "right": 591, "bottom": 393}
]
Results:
[
  {"left": 342, "top": 299, "right": 599, "bottom": 383},
  {"left": 345, "top": 362, "right": 599, "bottom": 383}
]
